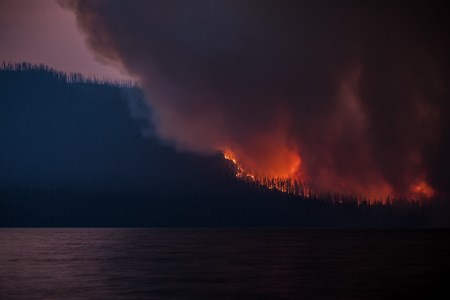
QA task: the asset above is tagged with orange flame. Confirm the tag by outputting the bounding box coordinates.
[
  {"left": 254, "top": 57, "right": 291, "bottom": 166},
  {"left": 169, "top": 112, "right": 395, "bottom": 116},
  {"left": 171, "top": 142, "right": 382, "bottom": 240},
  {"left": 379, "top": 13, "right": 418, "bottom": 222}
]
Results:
[
  {"left": 223, "top": 149, "right": 301, "bottom": 179},
  {"left": 223, "top": 149, "right": 435, "bottom": 203},
  {"left": 223, "top": 150, "right": 256, "bottom": 180},
  {"left": 223, "top": 149, "right": 305, "bottom": 194},
  {"left": 411, "top": 180, "right": 435, "bottom": 198}
]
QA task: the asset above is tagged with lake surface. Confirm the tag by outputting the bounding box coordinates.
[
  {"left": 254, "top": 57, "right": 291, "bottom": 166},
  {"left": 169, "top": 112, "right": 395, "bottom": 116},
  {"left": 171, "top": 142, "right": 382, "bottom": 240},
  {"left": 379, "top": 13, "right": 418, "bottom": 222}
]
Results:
[{"left": 1, "top": 229, "right": 449, "bottom": 299}]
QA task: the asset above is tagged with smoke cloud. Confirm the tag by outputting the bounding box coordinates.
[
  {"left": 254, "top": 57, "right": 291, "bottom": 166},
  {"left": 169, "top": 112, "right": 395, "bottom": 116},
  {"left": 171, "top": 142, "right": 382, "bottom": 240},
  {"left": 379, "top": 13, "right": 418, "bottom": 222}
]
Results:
[{"left": 61, "top": 0, "right": 450, "bottom": 198}]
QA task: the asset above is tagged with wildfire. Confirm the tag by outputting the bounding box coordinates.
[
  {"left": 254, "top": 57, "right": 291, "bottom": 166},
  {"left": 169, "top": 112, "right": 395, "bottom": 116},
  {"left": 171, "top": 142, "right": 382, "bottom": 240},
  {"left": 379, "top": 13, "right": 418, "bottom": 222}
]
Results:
[
  {"left": 223, "top": 150, "right": 304, "bottom": 195},
  {"left": 223, "top": 150, "right": 436, "bottom": 203},
  {"left": 411, "top": 180, "right": 435, "bottom": 198},
  {"left": 223, "top": 150, "right": 256, "bottom": 180},
  {"left": 223, "top": 151, "right": 238, "bottom": 165}
]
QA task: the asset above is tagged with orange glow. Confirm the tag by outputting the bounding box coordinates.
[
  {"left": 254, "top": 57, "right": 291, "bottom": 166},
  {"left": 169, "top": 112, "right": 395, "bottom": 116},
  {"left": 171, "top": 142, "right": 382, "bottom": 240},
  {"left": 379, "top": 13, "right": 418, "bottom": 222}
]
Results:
[
  {"left": 223, "top": 149, "right": 435, "bottom": 203},
  {"left": 223, "top": 150, "right": 257, "bottom": 180},
  {"left": 223, "top": 151, "right": 238, "bottom": 165},
  {"left": 411, "top": 180, "right": 435, "bottom": 198},
  {"left": 223, "top": 148, "right": 301, "bottom": 179},
  {"left": 223, "top": 149, "right": 304, "bottom": 195}
]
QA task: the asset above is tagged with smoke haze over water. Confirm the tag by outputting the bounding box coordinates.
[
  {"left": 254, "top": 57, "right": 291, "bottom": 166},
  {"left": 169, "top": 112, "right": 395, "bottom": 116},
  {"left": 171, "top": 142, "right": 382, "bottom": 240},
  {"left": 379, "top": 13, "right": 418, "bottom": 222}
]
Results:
[{"left": 61, "top": 0, "right": 450, "bottom": 198}]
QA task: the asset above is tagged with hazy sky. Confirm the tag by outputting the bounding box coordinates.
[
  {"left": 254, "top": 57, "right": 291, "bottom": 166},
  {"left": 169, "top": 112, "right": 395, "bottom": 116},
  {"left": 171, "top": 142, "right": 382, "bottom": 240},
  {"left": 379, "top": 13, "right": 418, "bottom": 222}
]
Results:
[{"left": 0, "top": 0, "right": 129, "bottom": 80}]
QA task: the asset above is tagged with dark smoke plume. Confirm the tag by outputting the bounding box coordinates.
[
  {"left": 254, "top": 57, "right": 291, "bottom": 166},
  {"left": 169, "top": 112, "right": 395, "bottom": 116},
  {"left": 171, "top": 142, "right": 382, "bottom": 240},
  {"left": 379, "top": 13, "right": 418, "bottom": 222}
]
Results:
[{"left": 60, "top": 0, "right": 450, "bottom": 198}]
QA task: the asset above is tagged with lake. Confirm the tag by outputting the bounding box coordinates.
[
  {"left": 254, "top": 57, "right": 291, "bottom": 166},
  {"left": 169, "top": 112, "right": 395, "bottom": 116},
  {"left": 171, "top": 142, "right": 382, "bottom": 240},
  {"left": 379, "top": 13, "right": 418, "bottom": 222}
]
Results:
[{"left": 1, "top": 229, "right": 449, "bottom": 299}]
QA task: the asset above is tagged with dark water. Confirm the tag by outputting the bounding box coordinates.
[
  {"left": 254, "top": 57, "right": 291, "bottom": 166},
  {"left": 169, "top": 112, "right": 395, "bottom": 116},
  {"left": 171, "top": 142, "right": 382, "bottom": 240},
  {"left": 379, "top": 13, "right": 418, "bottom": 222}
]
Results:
[{"left": 0, "top": 229, "right": 449, "bottom": 299}]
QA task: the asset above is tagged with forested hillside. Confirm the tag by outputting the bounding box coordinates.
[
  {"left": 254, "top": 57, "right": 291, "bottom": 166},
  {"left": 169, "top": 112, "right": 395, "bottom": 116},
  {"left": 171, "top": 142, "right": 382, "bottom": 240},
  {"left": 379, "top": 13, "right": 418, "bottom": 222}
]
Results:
[{"left": 0, "top": 63, "right": 439, "bottom": 227}]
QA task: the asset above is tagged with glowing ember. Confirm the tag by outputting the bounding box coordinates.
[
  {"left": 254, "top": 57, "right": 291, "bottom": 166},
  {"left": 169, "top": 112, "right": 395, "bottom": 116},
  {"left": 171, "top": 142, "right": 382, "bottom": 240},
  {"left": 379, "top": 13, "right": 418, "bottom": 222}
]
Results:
[
  {"left": 223, "top": 151, "right": 238, "bottom": 165},
  {"left": 223, "top": 150, "right": 256, "bottom": 180}
]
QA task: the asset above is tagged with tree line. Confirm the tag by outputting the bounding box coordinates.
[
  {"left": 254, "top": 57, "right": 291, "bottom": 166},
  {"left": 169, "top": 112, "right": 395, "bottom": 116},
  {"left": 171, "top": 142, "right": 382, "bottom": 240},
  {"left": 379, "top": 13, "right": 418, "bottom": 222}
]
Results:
[{"left": 1, "top": 61, "right": 137, "bottom": 87}]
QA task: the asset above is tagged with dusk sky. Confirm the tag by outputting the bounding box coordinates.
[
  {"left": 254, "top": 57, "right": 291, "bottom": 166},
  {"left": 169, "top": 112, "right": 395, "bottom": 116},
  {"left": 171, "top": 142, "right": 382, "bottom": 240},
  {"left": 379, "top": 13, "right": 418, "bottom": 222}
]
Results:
[{"left": 0, "top": 0, "right": 128, "bottom": 80}]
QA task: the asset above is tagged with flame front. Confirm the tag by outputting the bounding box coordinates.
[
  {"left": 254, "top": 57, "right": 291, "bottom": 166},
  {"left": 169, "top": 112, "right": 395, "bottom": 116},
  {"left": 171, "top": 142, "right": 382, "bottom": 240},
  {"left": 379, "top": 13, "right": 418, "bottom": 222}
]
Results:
[
  {"left": 224, "top": 150, "right": 256, "bottom": 180},
  {"left": 223, "top": 149, "right": 435, "bottom": 202},
  {"left": 223, "top": 149, "right": 305, "bottom": 195}
]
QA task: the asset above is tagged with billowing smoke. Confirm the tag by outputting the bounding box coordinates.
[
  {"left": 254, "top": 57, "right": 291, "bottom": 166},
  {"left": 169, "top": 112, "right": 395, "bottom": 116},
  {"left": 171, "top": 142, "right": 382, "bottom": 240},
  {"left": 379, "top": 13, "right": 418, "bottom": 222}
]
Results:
[{"left": 60, "top": 0, "right": 449, "bottom": 198}]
